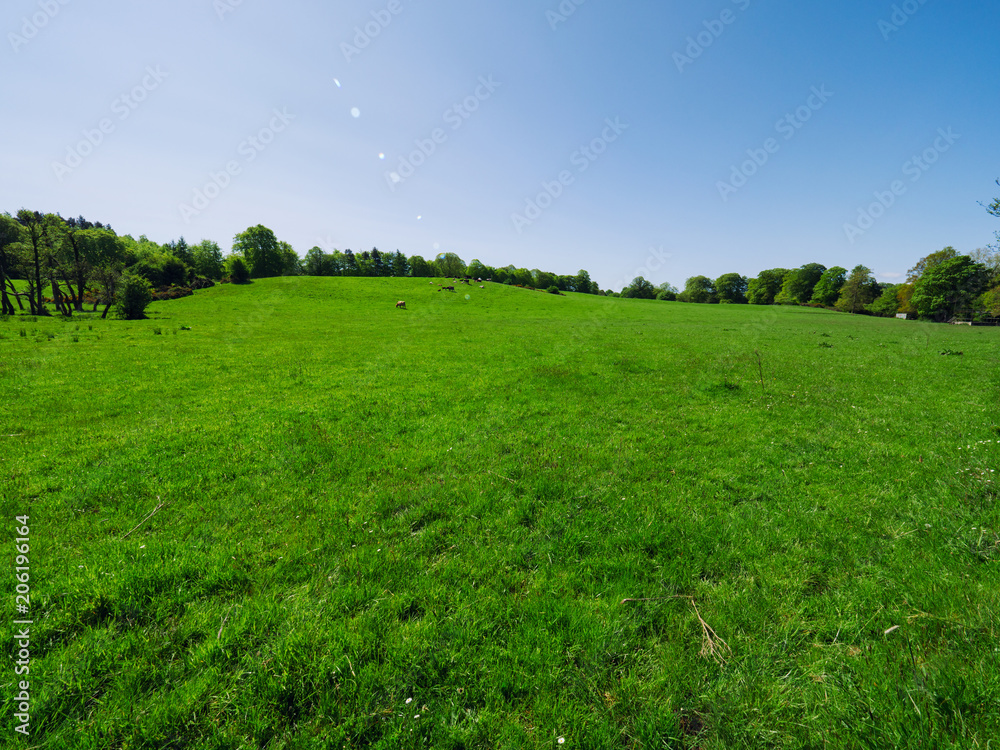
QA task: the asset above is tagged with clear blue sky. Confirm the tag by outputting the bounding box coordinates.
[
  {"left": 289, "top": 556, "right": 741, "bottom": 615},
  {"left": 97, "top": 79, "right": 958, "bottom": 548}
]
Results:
[{"left": 4, "top": 0, "right": 999, "bottom": 290}]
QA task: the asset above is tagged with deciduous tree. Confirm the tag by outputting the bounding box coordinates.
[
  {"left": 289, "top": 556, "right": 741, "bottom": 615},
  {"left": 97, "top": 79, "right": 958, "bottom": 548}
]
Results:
[
  {"left": 835, "top": 265, "right": 879, "bottom": 313},
  {"left": 746, "top": 268, "right": 788, "bottom": 305},
  {"left": 911, "top": 255, "right": 987, "bottom": 321},
  {"left": 809, "top": 266, "right": 847, "bottom": 306},
  {"left": 233, "top": 225, "right": 284, "bottom": 278},
  {"left": 715, "top": 273, "right": 748, "bottom": 304},
  {"left": 623, "top": 276, "right": 656, "bottom": 299},
  {"left": 678, "top": 275, "right": 715, "bottom": 303},
  {"left": 0, "top": 214, "right": 25, "bottom": 315},
  {"left": 435, "top": 252, "right": 466, "bottom": 277},
  {"left": 776, "top": 263, "right": 826, "bottom": 305},
  {"left": 192, "top": 240, "right": 224, "bottom": 279}
]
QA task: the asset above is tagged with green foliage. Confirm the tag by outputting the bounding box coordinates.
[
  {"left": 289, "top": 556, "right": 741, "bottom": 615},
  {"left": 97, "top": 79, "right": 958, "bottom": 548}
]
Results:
[
  {"left": 869, "top": 283, "right": 901, "bottom": 316},
  {"left": 278, "top": 241, "right": 301, "bottom": 276},
  {"left": 574, "top": 269, "right": 596, "bottom": 294},
  {"left": 678, "top": 275, "right": 715, "bottom": 303},
  {"left": 233, "top": 225, "right": 284, "bottom": 278},
  {"left": 911, "top": 255, "right": 988, "bottom": 320},
  {"left": 192, "top": 240, "right": 225, "bottom": 280},
  {"left": 715, "top": 273, "right": 748, "bottom": 304},
  {"left": 809, "top": 266, "right": 847, "bottom": 306},
  {"left": 226, "top": 255, "right": 251, "bottom": 284},
  {"left": 746, "top": 268, "right": 788, "bottom": 305},
  {"left": 778, "top": 263, "right": 826, "bottom": 304},
  {"left": 978, "top": 285, "right": 1000, "bottom": 315},
  {"left": 467, "top": 259, "right": 489, "bottom": 279},
  {"left": 113, "top": 271, "right": 153, "bottom": 320},
  {"left": 622, "top": 276, "right": 656, "bottom": 299},
  {"left": 546, "top": 285, "right": 561, "bottom": 295},
  {"left": 835, "top": 265, "right": 880, "bottom": 313},
  {"left": 408, "top": 254, "right": 434, "bottom": 277},
  {"left": 434, "top": 252, "right": 466, "bottom": 277},
  {"left": 907, "top": 246, "right": 958, "bottom": 284}
]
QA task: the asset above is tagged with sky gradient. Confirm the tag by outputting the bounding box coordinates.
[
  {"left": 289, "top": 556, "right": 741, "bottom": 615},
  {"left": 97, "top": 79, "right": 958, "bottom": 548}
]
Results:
[{"left": 4, "top": 0, "right": 999, "bottom": 290}]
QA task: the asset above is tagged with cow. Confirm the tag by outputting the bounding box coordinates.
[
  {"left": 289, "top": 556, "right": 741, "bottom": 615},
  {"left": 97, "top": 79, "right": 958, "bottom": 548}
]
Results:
[{"left": 396, "top": 300, "right": 406, "bottom": 309}]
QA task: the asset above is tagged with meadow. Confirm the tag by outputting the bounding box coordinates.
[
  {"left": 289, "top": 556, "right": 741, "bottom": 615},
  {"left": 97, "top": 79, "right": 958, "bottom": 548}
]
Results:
[{"left": 1, "top": 276, "right": 998, "bottom": 749}]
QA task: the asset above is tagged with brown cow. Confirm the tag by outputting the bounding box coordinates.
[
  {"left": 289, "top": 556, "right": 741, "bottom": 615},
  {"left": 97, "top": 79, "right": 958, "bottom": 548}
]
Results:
[{"left": 396, "top": 300, "right": 406, "bottom": 309}]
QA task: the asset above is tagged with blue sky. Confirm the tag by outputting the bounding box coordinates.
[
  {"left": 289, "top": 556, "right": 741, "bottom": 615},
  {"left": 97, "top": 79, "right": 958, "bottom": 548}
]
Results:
[{"left": 3, "top": 0, "right": 999, "bottom": 290}]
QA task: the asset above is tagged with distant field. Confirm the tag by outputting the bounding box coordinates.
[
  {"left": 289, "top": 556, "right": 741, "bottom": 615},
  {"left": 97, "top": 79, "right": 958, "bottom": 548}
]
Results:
[{"left": 1, "top": 277, "right": 998, "bottom": 749}]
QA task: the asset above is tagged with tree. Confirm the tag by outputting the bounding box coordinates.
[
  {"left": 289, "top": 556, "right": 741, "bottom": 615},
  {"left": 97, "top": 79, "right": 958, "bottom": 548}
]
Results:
[
  {"left": 0, "top": 214, "right": 25, "bottom": 315},
  {"left": 60, "top": 221, "right": 125, "bottom": 311},
  {"left": 390, "top": 251, "right": 409, "bottom": 277},
  {"left": 984, "top": 178, "right": 999, "bottom": 247},
  {"left": 776, "top": 263, "right": 826, "bottom": 305},
  {"left": 16, "top": 210, "right": 67, "bottom": 315},
  {"left": 169, "top": 237, "right": 194, "bottom": 268},
  {"left": 895, "top": 283, "right": 916, "bottom": 315},
  {"left": 622, "top": 276, "right": 656, "bottom": 299},
  {"left": 233, "top": 225, "right": 284, "bottom": 278},
  {"left": 911, "top": 255, "right": 987, "bottom": 321},
  {"left": 226, "top": 255, "right": 251, "bottom": 284},
  {"left": 573, "top": 269, "right": 594, "bottom": 294},
  {"left": 869, "top": 283, "right": 901, "bottom": 317},
  {"left": 92, "top": 262, "right": 124, "bottom": 318},
  {"left": 408, "top": 254, "right": 433, "bottom": 277},
  {"left": 978, "top": 285, "right": 1000, "bottom": 316},
  {"left": 435, "top": 252, "right": 466, "bottom": 277},
  {"left": 809, "top": 266, "right": 847, "bottom": 306},
  {"left": 114, "top": 271, "right": 153, "bottom": 320},
  {"left": 532, "top": 269, "right": 556, "bottom": 290},
  {"left": 678, "top": 275, "right": 715, "bottom": 303},
  {"left": 303, "top": 246, "right": 327, "bottom": 276},
  {"left": 510, "top": 267, "right": 533, "bottom": 287},
  {"left": 906, "top": 247, "right": 958, "bottom": 284},
  {"left": 715, "top": 273, "right": 748, "bottom": 304},
  {"left": 192, "top": 240, "right": 224, "bottom": 279},
  {"left": 278, "top": 241, "right": 300, "bottom": 275},
  {"left": 969, "top": 247, "right": 1000, "bottom": 288},
  {"left": 160, "top": 256, "right": 189, "bottom": 286},
  {"left": 655, "top": 282, "right": 678, "bottom": 301},
  {"left": 746, "top": 268, "right": 788, "bottom": 305},
  {"left": 835, "top": 265, "right": 879, "bottom": 313},
  {"left": 342, "top": 249, "right": 359, "bottom": 276},
  {"left": 467, "top": 259, "right": 488, "bottom": 279}
]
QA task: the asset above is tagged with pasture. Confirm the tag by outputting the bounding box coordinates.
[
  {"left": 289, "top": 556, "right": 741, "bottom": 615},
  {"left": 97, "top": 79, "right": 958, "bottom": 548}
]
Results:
[{"left": 1, "top": 277, "right": 998, "bottom": 748}]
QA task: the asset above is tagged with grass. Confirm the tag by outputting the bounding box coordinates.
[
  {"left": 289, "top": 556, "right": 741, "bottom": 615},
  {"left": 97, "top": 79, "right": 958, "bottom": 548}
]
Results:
[{"left": 1, "top": 276, "right": 998, "bottom": 748}]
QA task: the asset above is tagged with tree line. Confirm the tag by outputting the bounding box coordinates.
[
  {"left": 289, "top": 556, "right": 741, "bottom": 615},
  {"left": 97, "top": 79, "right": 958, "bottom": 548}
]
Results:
[
  {"left": 617, "top": 247, "right": 999, "bottom": 323},
  {"left": 0, "top": 213, "right": 603, "bottom": 320},
  {"left": 4, "top": 181, "right": 997, "bottom": 322}
]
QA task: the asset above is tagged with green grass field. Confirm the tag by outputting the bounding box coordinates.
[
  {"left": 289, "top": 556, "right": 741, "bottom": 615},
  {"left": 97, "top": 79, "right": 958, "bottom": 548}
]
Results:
[{"left": 2, "top": 277, "right": 998, "bottom": 748}]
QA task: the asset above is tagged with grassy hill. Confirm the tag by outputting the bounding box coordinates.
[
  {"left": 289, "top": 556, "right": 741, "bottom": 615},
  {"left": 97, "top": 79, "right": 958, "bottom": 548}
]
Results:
[{"left": 2, "top": 277, "right": 998, "bottom": 748}]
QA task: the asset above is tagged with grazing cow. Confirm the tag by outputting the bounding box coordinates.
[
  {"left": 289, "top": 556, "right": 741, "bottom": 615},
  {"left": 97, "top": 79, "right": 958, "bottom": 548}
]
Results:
[
  {"left": 480, "top": 285, "right": 484, "bottom": 288},
  {"left": 396, "top": 300, "right": 406, "bottom": 309}
]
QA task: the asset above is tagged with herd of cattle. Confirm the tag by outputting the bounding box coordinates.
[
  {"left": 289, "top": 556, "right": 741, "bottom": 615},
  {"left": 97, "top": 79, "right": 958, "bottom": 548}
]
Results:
[{"left": 396, "top": 278, "right": 489, "bottom": 310}]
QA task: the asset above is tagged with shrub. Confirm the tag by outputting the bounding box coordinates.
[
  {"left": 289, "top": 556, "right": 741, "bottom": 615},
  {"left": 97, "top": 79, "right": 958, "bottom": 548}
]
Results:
[
  {"left": 114, "top": 272, "right": 153, "bottom": 320},
  {"left": 547, "top": 286, "right": 561, "bottom": 295},
  {"left": 227, "top": 256, "right": 251, "bottom": 284}
]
